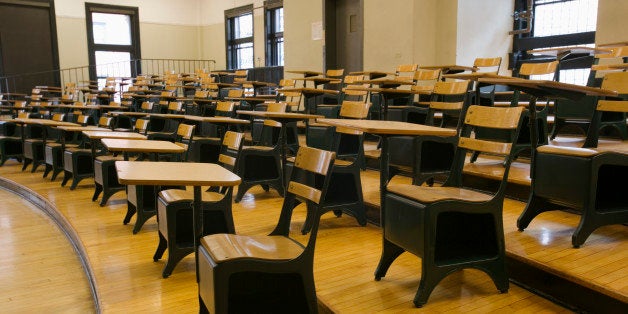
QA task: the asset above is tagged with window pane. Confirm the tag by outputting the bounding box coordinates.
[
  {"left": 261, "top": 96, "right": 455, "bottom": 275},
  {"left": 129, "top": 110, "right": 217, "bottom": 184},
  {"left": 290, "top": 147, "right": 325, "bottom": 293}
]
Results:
[
  {"left": 236, "top": 42, "right": 254, "bottom": 69},
  {"left": 92, "top": 12, "right": 132, "bottom": 45},
  {"left": 534, "top": 0, "right": 598, "bottom": 37},
  {"left": 275, "top": 8, "right": 284, "bottom": 32},
  {"left": 235, "top": 14, "right": 253, "bottom": 39},
  {"left": 95, "top": 51, "right": 131, "bottom": 80},
  {"left": 277, "top": 39, "right": 284, "bottom": 66}
]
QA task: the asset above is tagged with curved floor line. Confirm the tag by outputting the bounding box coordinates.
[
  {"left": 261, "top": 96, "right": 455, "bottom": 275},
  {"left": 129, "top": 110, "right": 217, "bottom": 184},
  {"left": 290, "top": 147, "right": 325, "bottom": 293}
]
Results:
[{"left": 0, "top": 176, "right": 101, "bottom": 314}]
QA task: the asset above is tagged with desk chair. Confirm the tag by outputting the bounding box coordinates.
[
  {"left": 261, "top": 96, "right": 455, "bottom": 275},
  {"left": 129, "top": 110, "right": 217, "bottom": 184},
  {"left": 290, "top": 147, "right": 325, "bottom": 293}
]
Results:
[
  {"left": 23, "top": 114, "right": 65, "bottom": 173},
  {"left": 234, "top": 119, "right": 284, "bottom": 203},
  {"left": 519, "top": 144, "right": 628, "bottom": 247},
  {"left": 62, "top": 116, "right": 113, "bottom": 190},
  {"left": 124, "top": 123, "right": 195, "bottom": 234},
  {"left": 583, "top": 71, "right": 628, "bottom": 147},
  {"left": 301, "top": 102, "right": 371, "bottom": 234},
  {"left": 471, "top": 57, "right": 502, "bottom": 106},
  {"left": 198, "top": 146, "right": 335, "bottom": 313},
  {"left": 0, "top": 121, "right": 23, "bottom": 166},
  {"left": 188, "top": 102, "right": 237, "bottom": 163},
  {"left": 551, "top": 46, "right": 628, "bottom": 140},
  {"left": 93, "top": 119, "right": 151, "bottom": 206},
  {"left": 389, "top": 80, "right": 470, "bottom": 185},
  {"left": 153, "top": 131, "right": 243, "bottom": 277},
  {"left": 471, "top": 60, "right": 558, "bottom": 163},
  {"left": 44, "top": 115, "right": 89, "bottom": 180},
  {"left": 377, "top": 105, "right": 524, "bottom": 307}
]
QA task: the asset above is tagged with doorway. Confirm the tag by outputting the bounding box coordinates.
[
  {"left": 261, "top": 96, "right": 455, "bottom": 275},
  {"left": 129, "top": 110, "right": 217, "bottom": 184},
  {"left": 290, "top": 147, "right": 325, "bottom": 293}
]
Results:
[
  {"left": 324, "top": 0, "right": 363, "bottom": 73},
  {"left": 0, "top": 0, "right": 59, "bottom": 94}
]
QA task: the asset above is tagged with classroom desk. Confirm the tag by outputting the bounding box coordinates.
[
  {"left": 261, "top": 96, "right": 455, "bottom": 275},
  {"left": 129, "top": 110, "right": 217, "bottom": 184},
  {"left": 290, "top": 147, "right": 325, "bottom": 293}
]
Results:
[
  {"left": 115, "top": 160, "right": 241, "bottom": 280},
  {"left": 478, "top": 78, "right": 618, "bottom": 177},
  {"left": 101, "top": 138, "right": 185, "bottom": 160},
  {"left": 224, "top": 96, "right": 273, "bottom": 110},
  {"left": 276, "top": 87, "right": 340, "bottom": 114},
  {"left": 442, "top": 72, "right": 516, "bottom": 105},
  {"left": 236, "top": 110, "right": 322, "bottom": 170},
  {"left": 349, "top": 86, "right": 419, "bottom": 120},
  {"left": 349, "top": 71, "right": 393, "bottom": 80},
  {"left": 294, "top": 77, "right": 342, "bottom": 88},
  {"left": 420, "top": 64, "right": 478, "bottom": 75},
  {"left": 286, "top": 70, "right": 324, "bottom": 78},
  {"left": 527, "top": 46, "right": 612, "bottom": 80},
  {"left": 316, "top": 118, "right": 457, "bottom": 220},
  {"left": 82, "top": 130, "right": 147, "bottom": 159},
  {"left": 236, "top": 81, "right": 277, "bottom": 96}
]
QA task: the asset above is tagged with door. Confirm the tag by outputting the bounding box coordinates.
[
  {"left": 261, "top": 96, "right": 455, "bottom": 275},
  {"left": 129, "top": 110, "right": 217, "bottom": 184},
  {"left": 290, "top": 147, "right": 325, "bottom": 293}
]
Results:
[
  {"left": 324, "top": 0, "right": 363, "bottom": 73},
  {"left": 0, "top": 0, "right": 59, "bottom": 94}
]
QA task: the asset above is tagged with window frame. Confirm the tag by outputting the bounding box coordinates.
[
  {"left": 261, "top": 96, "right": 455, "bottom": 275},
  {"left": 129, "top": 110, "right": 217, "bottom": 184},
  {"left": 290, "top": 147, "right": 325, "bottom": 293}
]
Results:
[
  {"left": 264, "top": 0, "right": 284, "bottom": 66},
  {"left": 511, "top": 0, "right": 597, "bottom": 73},
  {"left": 85, "top": 2, "right": 141, "bottom": 81},
  {"left": 225, "top": 4, "right": 254, "bottom": 70}
]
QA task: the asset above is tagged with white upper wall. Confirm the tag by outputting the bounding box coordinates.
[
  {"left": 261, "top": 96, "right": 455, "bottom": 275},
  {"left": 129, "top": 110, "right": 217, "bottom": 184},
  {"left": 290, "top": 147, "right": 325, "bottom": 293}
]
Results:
[
  {"left": 55, "top": 0, "right": 202, "bottom": 25},
  {"left": 456, "top": 0, "right": 513, "bottom": 73}
]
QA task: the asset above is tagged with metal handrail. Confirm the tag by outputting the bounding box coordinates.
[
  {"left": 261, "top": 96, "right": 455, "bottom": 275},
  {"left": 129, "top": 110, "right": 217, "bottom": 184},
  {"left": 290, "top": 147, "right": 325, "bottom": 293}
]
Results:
[{"left": 0, "top": 58, "right": 216, "bottom": 94}]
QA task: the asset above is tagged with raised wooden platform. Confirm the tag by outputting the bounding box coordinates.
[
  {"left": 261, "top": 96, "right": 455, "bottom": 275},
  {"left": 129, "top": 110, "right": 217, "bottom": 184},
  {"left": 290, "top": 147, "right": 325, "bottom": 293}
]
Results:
[{"left": 0, "top": 133, "right": 626, "bottom": 312}]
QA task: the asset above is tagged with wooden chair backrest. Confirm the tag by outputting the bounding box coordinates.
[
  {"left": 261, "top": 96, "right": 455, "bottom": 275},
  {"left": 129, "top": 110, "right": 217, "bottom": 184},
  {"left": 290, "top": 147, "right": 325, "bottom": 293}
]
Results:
[
  {"left": 227, "top": 89, "right": 243, "bottom": 98},
  {"left": 413, "top": 69, "right": 441, "bottom": 81},
  {"left": 596, "top": 71, "right": 628, "bottom": 113},
  {"left": 459, "top": 105, "right": 524, "bottom": 156},
  {"left": 474, "top": 57, "right": 502, "bottom": 70},
  {"left": 216, "top": 101, "right": 236, "bottom": 113},
  {"left": 194, "top": 90, "right": 209, "bottom": 98},
  {"left": 77, "top": 115, "right": 90, "bottom": 125},
  {"left": 17, "top": 112, "right": 29, "bottom": 118},
  {"left": 289, "top": 146, "right": 336, "bottom": 204},
  {"left": 396, "top": 64, "right": 418, "bottom": 73},
  {"left": 108, "top": 101, "right": 121, "bottom": 107},
  {"left": 266, "top": 102, "right": 287, "bottom": 113},
  {"left": 326, "top": 69, "right": 344, "bottom": 78},
  {"left": 519, "top": 60, "right": 559, "bottom": 77},
  {"left": 600, "top": 71, "right": 628, "bottom": 94},
  {"left": 168, "top": 101, "right": 183, "bottom": 111},
  {"left": 141, "top": 101, "right": 153, "bottom": 111},
  {"left": 176, "top": 123, "right": 195, "bottom": 141},
  {"left": 14, "top": 100, "right": 27, "bottom": 108},
  {"left": 51, "top": 113, "right": 65, "bottom": 122},
  {"left": 339, "top": 101, "right": 371, "bottom": 119},
  {"left": 429, "top": 80, "right": 470, "bottom": 110},
  {"left": 279, "top": 79, "right": 296, "bottom": 88},
  {"left": 98, "top": 116, "right": 113, "bottom": 128},
  {"left": 134, "top": 119, "right": 149, "bottom": 133},
  {"left": 217, "top": 131, "right": 244, "bottom": 167}
]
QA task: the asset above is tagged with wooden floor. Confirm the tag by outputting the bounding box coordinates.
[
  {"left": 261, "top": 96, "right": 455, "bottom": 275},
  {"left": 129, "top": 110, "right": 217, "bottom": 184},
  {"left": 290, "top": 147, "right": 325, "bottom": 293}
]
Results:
[
  {"left": 0, "top": 138, "right": 626, "bottom": 312},
  {"left": 0, "top": 186, "right": 94, "bottom": 312}
]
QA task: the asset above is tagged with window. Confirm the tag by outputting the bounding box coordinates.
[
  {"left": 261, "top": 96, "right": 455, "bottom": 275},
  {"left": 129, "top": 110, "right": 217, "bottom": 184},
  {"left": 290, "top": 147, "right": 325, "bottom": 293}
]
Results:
[
  {"left": 85, "top": 3, "right": 141, "bottom": 88},
  {"left": 512, "top": 0, "right": 598, "bottom": 85},
  {"left": 226, "top": 5, "right": 254, "bottom": 70},
  {"left": 265, "top": 1, "right": 284, "bottom": 66}
]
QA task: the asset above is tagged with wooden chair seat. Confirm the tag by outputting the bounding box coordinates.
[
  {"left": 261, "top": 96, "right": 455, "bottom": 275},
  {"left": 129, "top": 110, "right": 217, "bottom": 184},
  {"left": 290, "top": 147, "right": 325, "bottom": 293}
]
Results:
[
  {"left": 158, "top": 188, "right": 225, "bottom": 203},
  {"left": 240, "top": 145, "right": 274, "bottom": 152},
  {"left": 200, "top": 234, "right": 304, "bottom": 263},
  {"left": 387, "top": 184, "right": 493, "bottom": 203}
]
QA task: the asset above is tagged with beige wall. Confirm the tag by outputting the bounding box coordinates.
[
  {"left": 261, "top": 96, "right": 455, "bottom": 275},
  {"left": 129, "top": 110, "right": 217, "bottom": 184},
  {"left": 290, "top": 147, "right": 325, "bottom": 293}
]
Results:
[
  {"left": 596, "top": 0, "right": 628, "bottom": 45},
  {"left": 363, "top": 0, "right": 415, "bottom": 71},
  {"left": 53, "top": 0, "right": 628, "bottom": 75},
  {"left": 283, "top": 1, "right": 324, "bottom": 77},
  {"left": 456, "top": 0, "right": 513, "bottom": 74},
  {"left": 54, "top": 0, "right": 203, "bottom": 70}
]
